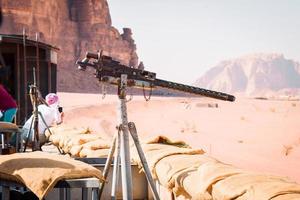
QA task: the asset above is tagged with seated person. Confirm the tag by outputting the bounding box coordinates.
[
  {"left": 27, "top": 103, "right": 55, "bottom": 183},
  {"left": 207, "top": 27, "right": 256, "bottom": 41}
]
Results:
[
  {"left": 21, "top": 93, "right": 64, "bottom": 146},
  {"left": 0, "top": 83, "right": 17, "bottom": 122}
]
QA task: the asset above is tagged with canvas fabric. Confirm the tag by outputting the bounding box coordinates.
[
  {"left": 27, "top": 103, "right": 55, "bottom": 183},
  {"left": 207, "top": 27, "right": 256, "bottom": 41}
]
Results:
[
  {"left": 212, "top": 173, "right": 292, "bottom": 200},
  {"left": 0, "top": 151, "right": 103, "bottom": 200},
  {"left": 130, "top": 143, "right": 204, "bottom": 179},
  {"left": 155, "top": 154, "right": 217, "bottom": 189}
]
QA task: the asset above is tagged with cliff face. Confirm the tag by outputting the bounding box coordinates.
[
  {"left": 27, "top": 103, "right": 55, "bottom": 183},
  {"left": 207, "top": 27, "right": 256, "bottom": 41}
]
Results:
[
  {"left": 194, "top": 53, "right": 300, "bottom": 97},
  {"left": 0, "top": 0, "right": 139, "bottom": 92}
]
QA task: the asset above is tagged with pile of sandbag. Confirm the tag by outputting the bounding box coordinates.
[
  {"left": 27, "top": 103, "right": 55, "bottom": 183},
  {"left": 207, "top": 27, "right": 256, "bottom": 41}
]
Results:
[
  {"left": 46, "top": 126, "right": 110, "bottom": 158},
  {"left": 47, "top": 130, "right": 300, "bottom": 200},
  {"left": 131, "top": 139, "right": 300, "bottom": 200}
]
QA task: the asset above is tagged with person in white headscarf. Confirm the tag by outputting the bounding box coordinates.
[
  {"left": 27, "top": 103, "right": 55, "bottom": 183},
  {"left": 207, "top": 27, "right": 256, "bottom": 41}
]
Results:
[{"left": 21, "top": 93, "right": 64, "bottom": 146}]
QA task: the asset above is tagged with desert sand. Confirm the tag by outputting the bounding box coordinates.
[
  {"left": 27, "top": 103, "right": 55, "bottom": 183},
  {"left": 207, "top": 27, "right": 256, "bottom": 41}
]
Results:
[{"left": 58, "top": 92, "right": 300, "bottom": 184}]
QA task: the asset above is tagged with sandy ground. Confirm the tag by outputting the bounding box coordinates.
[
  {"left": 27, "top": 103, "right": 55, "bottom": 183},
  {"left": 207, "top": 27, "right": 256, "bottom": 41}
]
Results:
[{"left": 58, "top": 92, "right": 300, "bottom": 183}]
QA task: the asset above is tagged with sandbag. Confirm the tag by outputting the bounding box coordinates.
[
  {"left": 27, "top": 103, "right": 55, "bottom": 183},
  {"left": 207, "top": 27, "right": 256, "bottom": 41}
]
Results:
[
  {"left": 172, "top": 167, "right": 200, "bottom": 199},
  {"left": 271, "top": 193, "right": 300, "bottom": 200},
  {"left": 172, "top": 161, "right": 246, "bottom": 199},
  {"left": 0, "top": 152, "right": 103, "bottom": 200},
  {"left": 131, "top": 143, "right": 182, "bottom": 164},
  {"left": 235, "top": 180, "right": 300, "bottom": 200},
  {"left": 83, "top": 148, "right": 110, "bottom": 158},
  {"left": 212, "top": 173, "right": 295, "bottom": 200},
  {"left": 145, "top": 135, "right": 190, "bottom": 148},
  {"left": 69, "top": 145, "right": 83, "bottom": 157},
  {"left": 155, "top": 154, "right": 216, "bottom": 189},
  {"left": 49, "top": 128, "right": 82, "bottom": 146},
  {"left": 131, "top": 143, "right": 204, "bottom": 179},
  {"left": 81, "top": 138, "right": 110, "bottom": 150},
  {"left": 48, "top": 126, "right": 94, "bottom": 146},
  {"left": 62, "top": 133, "right": 102, "bottom": 153}
]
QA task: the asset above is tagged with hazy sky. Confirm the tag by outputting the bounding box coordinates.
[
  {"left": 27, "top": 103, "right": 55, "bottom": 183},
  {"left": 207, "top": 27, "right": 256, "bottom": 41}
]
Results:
[{"left": 109, "top": 0, "right": 300, "bottom": 84}]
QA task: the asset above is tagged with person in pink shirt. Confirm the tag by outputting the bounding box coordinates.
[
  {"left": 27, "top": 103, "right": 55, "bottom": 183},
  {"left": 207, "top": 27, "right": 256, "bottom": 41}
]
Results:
[{"left": 0, "top": 83, "right": 17, "bottom": 122}]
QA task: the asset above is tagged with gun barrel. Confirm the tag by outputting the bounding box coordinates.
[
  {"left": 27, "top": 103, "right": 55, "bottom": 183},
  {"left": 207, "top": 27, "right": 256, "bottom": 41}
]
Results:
[
  {"left": 154, "top": 78, "right": 235, "bottom": 102},
  {"left": 76, "top": 51, "right": 235, "bottom": 102}
]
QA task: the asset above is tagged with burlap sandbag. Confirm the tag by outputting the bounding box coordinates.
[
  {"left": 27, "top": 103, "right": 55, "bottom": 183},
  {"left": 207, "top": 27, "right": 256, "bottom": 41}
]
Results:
[
  {"left": 81, "top": 138, "right": 110, "bottom": 150},
  {"left": 235, "top": 180, "right": 300, "bottom": 200},
  {"left": 62, "top": 139, "right": 110, "bottom": 157},
  {"left": 272, "top": 193, "right": 300, "bottom": 200},
  {"left": 130, "top": 143, "right": 182, "bottom": 164},
  {"left": 48, "top": 126, "right": 94, "bottom": 147},
  {"left": 155, "top": 154, "right": 216, "bottom": 190},
  {"left": 145, "top": 135, "right": 191, "bottom": 148},
  {"left": 79, "top": 148, "right": 110, "bottom": 158},
  {"left": 131, "top": 143, "right": 204, "bottom": 179},
  {"left": 49, "top": 128, "right": 83, "bottom": 146},
  {"left": 59, "top": 128, "right": 96, "bottom": 148},
  {"left": 78, "top": 139, "right": 110, "bottom": 158},
  {"left": 172, "top": 161, "right": 247, "bottom": 199},
  {"left": 212, "top": 173, "right": 297, "bottom": 200},
  {"left": 0, "top": 152, "right": 103, "bottom": 200},
  {"left": 62, "top": 133, "right": 102, "bottom": 153},
  {"left": 83, "top": 148, "right": 110, "bottom": 158},
  {"left": 69, "top": 145, "right": 83, "bottom": 157},
  {"left": 172, "top": 167, "right": 200, "bottom": 199},
  {"left": 46, "top": 125, "right": 79, "bottom": 137}
]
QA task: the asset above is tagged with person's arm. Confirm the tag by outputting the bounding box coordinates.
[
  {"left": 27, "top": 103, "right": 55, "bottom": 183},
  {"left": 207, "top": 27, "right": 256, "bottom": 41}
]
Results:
[{"left": 53, "top": 105, "right": 63, "bottom": 125}]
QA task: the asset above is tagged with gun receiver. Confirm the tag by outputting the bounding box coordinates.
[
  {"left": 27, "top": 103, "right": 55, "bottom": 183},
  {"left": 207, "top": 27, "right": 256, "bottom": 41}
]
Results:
[{"left": 76, "top": 51, "right": 235, "bottom": 102}]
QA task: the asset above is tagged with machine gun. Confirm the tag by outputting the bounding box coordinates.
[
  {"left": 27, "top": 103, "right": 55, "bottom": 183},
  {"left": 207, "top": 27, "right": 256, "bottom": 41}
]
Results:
[
  {"left": 76, "top": 51, "right": 235, "bottom": 200},
  {"left": 77, "top": 51, "right": 235, "bottom": 101}
]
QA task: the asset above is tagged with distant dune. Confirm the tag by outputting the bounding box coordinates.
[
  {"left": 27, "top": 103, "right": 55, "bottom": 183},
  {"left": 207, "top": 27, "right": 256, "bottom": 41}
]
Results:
[{"left": 194, "top": 53, "right": 300, "bottom": 98}]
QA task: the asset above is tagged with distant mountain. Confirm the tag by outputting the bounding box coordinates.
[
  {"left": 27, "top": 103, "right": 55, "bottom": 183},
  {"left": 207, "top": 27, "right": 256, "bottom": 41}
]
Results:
[
  {"left": 194, "top": 53, "right": 300, "bottom": 97},
  {"left": 0, "top": 0, "right": 139, "bottom": 93}
]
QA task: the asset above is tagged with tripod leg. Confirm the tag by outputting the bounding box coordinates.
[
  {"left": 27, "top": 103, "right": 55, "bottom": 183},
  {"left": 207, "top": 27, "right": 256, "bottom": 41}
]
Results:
[
  {"left": 119, "top": 122, "right": 133, "bottom": 200},
  {"left": 23, "top": 117, "right": 34, "bottom": 152},
  {"left": 111, "top": 130, "right": 121, "bottom": 199},
  {"left": 33, "top": 117, "right": 40, "bottom": 151},
  {"left": 128, "top": 122, "right": 161, "bottom": 200},
  {"left": 98, "top": 133, "right": 117, "bottom": 199}
]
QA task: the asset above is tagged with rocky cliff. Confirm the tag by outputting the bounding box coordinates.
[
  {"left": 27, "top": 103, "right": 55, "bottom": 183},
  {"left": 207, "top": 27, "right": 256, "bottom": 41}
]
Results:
[
  {"left": 0, "top": 0, "right": 139, "bottom": 92},
  {"left": 194, "top": 53, "right": 300, "bottom": 97}
]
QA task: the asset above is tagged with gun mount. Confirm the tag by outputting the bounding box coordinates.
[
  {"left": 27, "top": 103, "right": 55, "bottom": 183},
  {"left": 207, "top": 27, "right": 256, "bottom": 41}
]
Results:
[{"left": 76, "top": 51, "right": 235, "bottom": 102}]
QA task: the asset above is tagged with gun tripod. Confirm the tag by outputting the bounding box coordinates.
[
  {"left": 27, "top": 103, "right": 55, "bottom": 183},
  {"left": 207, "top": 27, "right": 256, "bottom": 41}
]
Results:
[
  {"left": 98, "top": 75, "right": 160, "bottom": 200},
  {"left": 23, "top": 87, "right": 62, "bottom": 153},
  {"left": 21, "top": 66, "right": 40, "bottom": 151},
  {"left": 23, "top": 67, "right": 61, "bottom": 153}
]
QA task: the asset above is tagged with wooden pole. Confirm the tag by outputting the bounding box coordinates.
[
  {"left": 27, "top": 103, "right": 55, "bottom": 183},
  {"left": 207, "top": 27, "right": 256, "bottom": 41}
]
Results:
[
  {"left": 23, "top": 28, "right": 28, "bottom": 120},
  {"left": 35, "top": 33, "right": 40, "bottom": 86},
  {"left": 16, "top": 44, "right": 21, "bottom": 123}
]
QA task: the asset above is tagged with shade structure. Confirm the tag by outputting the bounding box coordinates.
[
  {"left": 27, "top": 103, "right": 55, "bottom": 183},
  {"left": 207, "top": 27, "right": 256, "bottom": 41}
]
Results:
[{"left": 0, "top": 34, "right": 59, "bottom": 124}]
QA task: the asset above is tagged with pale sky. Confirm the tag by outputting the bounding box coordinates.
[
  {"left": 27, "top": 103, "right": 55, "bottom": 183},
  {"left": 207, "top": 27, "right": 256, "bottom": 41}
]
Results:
[{"left": 109, "top": 0, "right": 300, "bottom": 84}]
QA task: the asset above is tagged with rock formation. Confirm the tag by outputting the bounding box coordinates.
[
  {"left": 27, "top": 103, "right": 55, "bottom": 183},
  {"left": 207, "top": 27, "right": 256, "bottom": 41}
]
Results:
[
  {"left": 194, "top": 53, "right": 300, "bottom": 97},
  {"left": 0, "top": 0, "right": 139, "bottom": 92}
]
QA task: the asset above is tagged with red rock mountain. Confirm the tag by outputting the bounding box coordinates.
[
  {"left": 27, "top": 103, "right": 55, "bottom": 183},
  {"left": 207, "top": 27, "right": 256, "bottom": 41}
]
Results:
[
  {"left": 194, "top": 53, "right": 300, "bottom": 97},
  {"left": 0, "top": 0, "right": 139, "bottom": 92}
]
